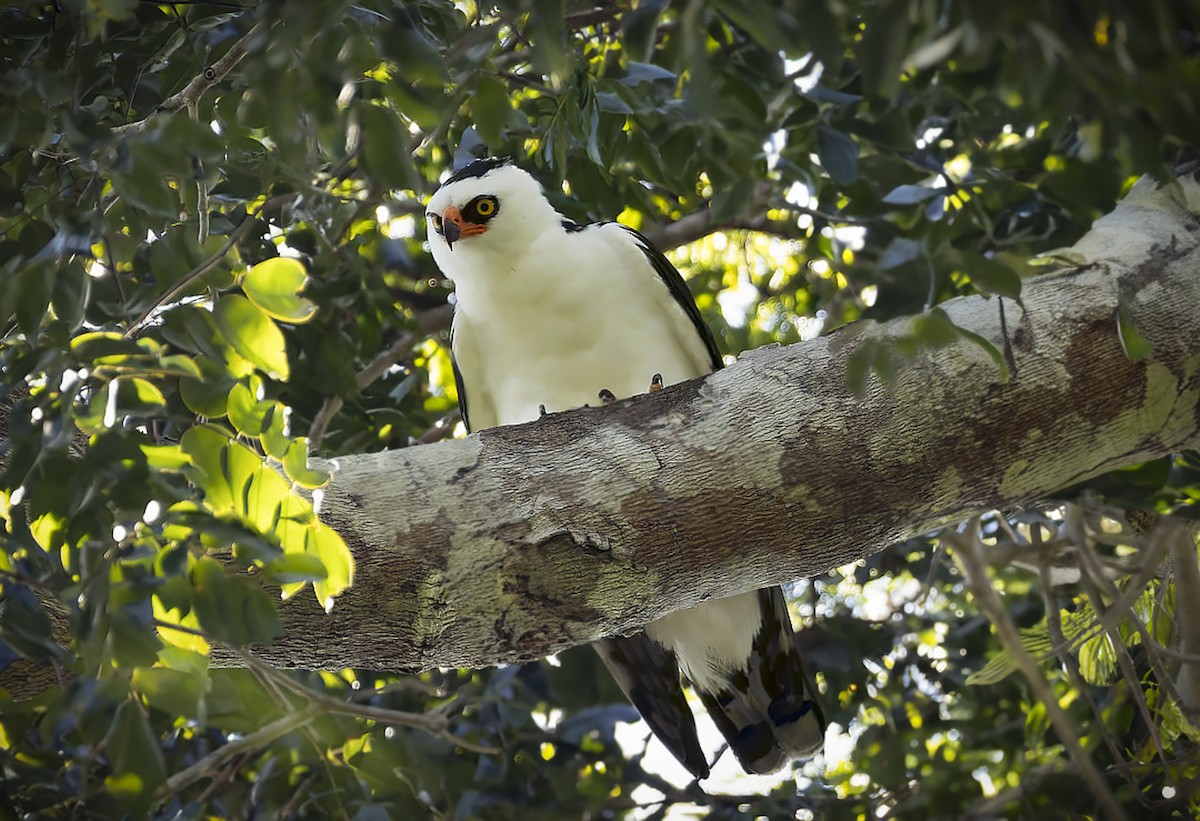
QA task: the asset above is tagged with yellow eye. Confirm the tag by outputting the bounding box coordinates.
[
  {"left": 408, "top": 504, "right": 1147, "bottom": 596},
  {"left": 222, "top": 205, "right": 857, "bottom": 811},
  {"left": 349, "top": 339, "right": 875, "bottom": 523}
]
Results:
[{"left": 474, "top": 197, "right": 496, "bottom": 217}]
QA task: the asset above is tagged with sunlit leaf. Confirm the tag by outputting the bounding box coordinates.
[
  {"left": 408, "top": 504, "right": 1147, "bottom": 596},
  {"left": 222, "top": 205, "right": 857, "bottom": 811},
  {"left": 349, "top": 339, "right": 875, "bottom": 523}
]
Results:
[
  {"left": 242, "top": 258, "right": 317, "bottom": 324},
  {"left": 213, "top": 295, "right": 289, "bottom": 381}
]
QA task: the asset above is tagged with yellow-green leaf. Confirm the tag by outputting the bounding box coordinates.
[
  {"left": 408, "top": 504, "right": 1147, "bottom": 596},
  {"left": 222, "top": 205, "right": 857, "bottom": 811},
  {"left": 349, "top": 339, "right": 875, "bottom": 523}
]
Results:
[
  {"left": 242, "top": 257, "right": 317, "bottom": 324},
  {"left": 310, "top": 522, "right": 353, "bottom": 605},
  {"left": 214, "top": 294, "right": 289, "bottom": 380},
  {"left": 282, "top": 439, "right": 330, "bottom": 488}
]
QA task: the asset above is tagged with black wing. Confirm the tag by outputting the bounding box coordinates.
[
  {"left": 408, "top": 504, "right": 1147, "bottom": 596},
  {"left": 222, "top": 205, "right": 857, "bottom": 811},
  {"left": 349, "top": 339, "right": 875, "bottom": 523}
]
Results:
[
  {"left": 450, "top": 329, "right": 472, "bottom": 433},
  {"left": 618, "top": 224, "right": 724, "bottom": 373},
  {"left": 593, "top": 634, "right": 711, "bottom": 780}
]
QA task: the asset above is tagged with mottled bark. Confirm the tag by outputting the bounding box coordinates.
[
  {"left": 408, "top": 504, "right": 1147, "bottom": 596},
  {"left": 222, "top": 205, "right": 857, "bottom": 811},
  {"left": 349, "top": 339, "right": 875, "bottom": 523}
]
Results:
[{"left": 229, "top": 173, "right": 1200, "bottom": 673}]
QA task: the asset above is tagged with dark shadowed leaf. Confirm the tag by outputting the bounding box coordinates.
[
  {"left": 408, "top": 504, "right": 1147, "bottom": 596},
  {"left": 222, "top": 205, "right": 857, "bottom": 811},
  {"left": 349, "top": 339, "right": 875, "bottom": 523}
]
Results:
[{"left": 816, "top": 125, "right": 858, "bottom": 186}]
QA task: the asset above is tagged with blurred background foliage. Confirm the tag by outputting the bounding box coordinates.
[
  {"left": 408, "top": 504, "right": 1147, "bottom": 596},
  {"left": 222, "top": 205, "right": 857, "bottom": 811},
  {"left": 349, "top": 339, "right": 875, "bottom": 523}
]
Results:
[{"left": 1, "top": 0, "right": 1198, "bottom": 818}]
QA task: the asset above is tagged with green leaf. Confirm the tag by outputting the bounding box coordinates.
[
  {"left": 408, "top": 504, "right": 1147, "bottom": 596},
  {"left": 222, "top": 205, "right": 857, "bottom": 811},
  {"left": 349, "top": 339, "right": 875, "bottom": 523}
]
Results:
[
  {"left": 140, "top": 443, "right": 192, "bottom": 471},
  {"left": 911, "top": 309, "right": 959, "bottom": 349},
  {"left": 16, "top": 260, "right": 54, "bottom": 335},
  {"left": 180, "top": 357, "right": 235, "bottom": 418},
  {"left": 282, "top": 440, "right": 330, "bottom": 488},
  {"left": 955, "top": 325, "right": 1010, "bottom": 383},
  {"left": 51, "top": 260, "right": 89, "bottom": 328},
  {"left": 471, "top": 76, "right": 515, "bottom": 150},
  {"left": 157, "top": 354, "right": 203, "bottom": 379},
  {"left": 180, "top": 426, "right": 237, "bottom": 514},
  {"left": 191, "top": 556, "right": 282, "bottom": 646},
  {"left": 0, "top": 583, "right": 64, "bottom": 661},
  {"left": 242, "top": 258, "right": 317, "bottom": 324},
  {"left": 133, "top": 666, "right": 207, "bottom": 720},
  {"left": 361, "top": 104, "right": 416, "bottom": 190},
  {"left": 881, "top": 184, "right": 939, "bottom": 205},
  {"left": 310, "top": 522, "right": 354, "bottom": 606},
  {"left": 104, "top": 697, "right": 167, "bottom": 810},
  {"left": 263, "top": 551, "right": 328, "bottom": 585},
  {"left": 964, "top": 254, "right": 1023, "bottom": 299},
  {"left": 1118, "top": 307, "right": 1152, "bottom": 361},
  {"left": 71, "top": 331, "right": 145, "bottom": 361},
  {"left": 816, "top": 125, "right": 858, "bottom": 186},
  {"left": 227, "top": 382, "right": 271, "bottom": 435},
  {"left": 259, "top": 403, "right": 291, "bottom": 460},
  {"left": 214, "top": 294, "right": 290, "bottom": 380}
]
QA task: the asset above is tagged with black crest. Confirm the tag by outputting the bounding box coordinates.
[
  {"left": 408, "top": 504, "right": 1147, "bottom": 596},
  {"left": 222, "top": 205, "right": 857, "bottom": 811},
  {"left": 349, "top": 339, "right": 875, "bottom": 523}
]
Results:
[{"left": 443, "top": 156, "right": 513, "bottom": 186}]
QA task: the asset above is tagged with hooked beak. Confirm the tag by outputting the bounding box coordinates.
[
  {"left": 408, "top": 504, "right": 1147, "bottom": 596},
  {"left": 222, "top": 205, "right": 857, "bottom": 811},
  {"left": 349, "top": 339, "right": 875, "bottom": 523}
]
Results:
[{"left": 441, "top": 206, "right": 487, "bottom": 250}]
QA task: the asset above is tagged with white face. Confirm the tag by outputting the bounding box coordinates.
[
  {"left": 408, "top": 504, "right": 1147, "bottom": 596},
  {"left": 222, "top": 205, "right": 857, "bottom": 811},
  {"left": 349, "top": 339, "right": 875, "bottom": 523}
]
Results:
[{"left": 424, "top": 160, "right": 559, "bottom": 283}]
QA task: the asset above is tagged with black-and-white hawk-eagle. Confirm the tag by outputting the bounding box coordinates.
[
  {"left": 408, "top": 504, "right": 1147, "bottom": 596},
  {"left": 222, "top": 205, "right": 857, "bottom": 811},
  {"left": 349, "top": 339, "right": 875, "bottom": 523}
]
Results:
[{"left": 425, "top": 156, "right": 825, "bottom": 779}]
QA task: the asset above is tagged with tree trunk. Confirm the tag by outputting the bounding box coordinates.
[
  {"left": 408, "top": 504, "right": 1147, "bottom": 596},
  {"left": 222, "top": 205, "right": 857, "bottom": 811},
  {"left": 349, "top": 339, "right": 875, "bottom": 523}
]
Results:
[{"left": 226, "top": 173, "right": 1200, "bottom": 673}]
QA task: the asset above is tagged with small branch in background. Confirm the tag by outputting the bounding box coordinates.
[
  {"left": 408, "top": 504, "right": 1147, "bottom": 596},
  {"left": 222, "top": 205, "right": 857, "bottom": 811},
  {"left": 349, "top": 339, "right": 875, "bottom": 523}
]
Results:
[
  {"left": 943, "top": 519, "right": 1129, "bottom": 821},
  {"left": 1033, "top": 541, "right": 1145, "bottom": 801},
  {"left": 238, "top": 652, "right": 499, "bottom": 755},
  {"left": 154, "top": 703, "right": 327, "bottom": 801},
  {"left": 124, "top": 193, "right": 297, "bottom": 338},
  {"left": 308, "top": 331, "right": 416, "bottom": 448},
  {"left": 188, "top": 100, "right": 209, "bottom": 244},
  {"left": 279, "top": 772, "right": 317, "bottom": 820},
  {"left": 112, "top": 22, "right": 266, "bottom": 138},
  {"left": 638, "top": 182, "right": 872, "bottom": 252},
  {"left": 308, "top": 305, "right": 455, "bottom": 449},
  {"left": 1039, "top": 520, "right": 1172, "bottom": 662},
  {"left": 1167, "top": 521, "right": 1200, "bottom": 711},
  {"left": 416, "top": 411, "right": 460, "bottom": 445},
  {"left": 1070, "top": 510, "right": 1200, "bottom": 730}
]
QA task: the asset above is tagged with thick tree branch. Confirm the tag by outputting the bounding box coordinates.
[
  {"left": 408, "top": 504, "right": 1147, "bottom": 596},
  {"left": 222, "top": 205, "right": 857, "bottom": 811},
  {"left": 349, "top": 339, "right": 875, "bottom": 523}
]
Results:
[{"left": 214, "top": 173, "right": 1200, "bottom": 672}]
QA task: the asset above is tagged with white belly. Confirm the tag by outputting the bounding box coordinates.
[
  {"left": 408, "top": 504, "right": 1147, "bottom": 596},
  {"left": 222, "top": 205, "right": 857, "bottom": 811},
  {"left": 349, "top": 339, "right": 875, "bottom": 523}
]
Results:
[{"left": 451, "top": 222, "right": 713, "bottom": 428}]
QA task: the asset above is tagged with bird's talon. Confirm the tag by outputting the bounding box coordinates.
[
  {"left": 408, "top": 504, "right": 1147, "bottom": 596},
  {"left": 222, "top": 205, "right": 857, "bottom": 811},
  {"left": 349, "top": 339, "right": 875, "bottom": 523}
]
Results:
[
  {"left": 649, "top": 373, "right": 663, "bottom": 392},
  {"left": 538, "top": 404, "right": 547, "bottom": 418},
  {"left": 598, "top": 389, "right": 616, "bottom": 405}
]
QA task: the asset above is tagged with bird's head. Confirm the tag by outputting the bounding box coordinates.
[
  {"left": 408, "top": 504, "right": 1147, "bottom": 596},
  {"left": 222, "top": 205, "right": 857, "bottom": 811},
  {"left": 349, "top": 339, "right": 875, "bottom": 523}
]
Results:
[{"left": 424, "top": 157, "right": 559, "bottom": 283}]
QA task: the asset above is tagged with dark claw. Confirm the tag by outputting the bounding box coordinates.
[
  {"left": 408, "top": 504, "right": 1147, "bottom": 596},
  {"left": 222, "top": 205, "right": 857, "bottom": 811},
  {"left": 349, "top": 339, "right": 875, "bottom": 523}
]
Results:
[
  {"left": 598, "top": 389, "right": 616, "bottom": 404},
  {"left": 650, "top": 373, "right": 663, "bottom": 392},
  {"left": 538, "top": 404, "right": 547, "bottom": 417}
]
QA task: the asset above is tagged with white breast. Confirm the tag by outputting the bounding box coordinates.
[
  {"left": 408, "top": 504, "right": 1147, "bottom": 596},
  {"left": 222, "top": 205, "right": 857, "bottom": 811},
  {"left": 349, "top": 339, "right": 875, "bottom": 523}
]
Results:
[{"left": 451, "top": 222, "right": 713, "bottom": 428}]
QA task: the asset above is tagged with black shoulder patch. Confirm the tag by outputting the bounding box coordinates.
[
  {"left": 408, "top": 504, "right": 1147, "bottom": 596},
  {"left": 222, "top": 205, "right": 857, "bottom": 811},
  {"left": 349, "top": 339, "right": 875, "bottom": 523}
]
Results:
[
  {"left": 561, "top": 217, "right": 588, "bottom": 233},
  {"left": 450, "top": 329, "right": 472, "bottom": 433},
  {"left": 619, "top": 225, "right": 724, "bottom": 372},
  {"left": 443, "top": 156, "right": 512, "bottom": 186}
]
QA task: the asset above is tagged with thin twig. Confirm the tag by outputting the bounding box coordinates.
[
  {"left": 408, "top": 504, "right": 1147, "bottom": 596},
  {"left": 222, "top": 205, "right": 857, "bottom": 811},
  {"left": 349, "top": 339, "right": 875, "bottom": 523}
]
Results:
[
  {"left": 154, "top": 703, "right": 327, "bottom": 801},
  {"left": 239, "top": 653, "right": 500, "bottom": 755},
  {"left": 188, "top": 99, "right": 210, "bottom": 244},
  {"left": 279, "top": 772, "right": 317, "bottom": 819},
  {"left": 416, "top": 411, "right": 461, "bottom": 445},
  {"left": 1034, "top": 547, "right": 1143, "bottom": 800},
  {"left": 112, "top": 22, "right": 266, "bottom": 138},
  {"left": 1037, "top": 523, "right": 1172, "bottom": 662},
  {"left": 124, "top": 193, "right": 297, "bottom": 338},
  {"left": 307, "top": 330, "right": 416, "bottom": 447},
  {"left": 944, "top": 519, "right": 1129, "bottom": 821}
]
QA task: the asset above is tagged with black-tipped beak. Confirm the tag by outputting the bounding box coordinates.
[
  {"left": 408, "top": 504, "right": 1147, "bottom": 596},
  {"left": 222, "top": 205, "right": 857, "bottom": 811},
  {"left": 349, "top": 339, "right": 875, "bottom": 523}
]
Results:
[{"left": 443, "top": 219, "right": 461, "bottom": 249}]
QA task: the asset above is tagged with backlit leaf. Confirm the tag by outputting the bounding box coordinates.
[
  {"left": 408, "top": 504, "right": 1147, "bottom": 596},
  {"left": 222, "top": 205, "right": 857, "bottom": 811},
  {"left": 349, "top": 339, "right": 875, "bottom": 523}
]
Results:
[{"left": 242, "top": 258, "right": 317, "bottom": 324}]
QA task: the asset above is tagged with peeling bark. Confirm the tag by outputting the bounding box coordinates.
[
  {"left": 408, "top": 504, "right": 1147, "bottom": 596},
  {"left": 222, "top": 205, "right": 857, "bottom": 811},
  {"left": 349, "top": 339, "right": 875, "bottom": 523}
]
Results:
[{"left": 216, "top": 173, "right": 1200, "bottom": 673}]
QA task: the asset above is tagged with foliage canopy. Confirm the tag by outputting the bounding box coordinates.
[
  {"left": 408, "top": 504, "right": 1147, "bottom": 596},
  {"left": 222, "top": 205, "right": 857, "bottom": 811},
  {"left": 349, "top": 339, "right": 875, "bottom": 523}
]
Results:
[{"left": 1, "top": 0, "right": 1198, "bottom": 818}]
